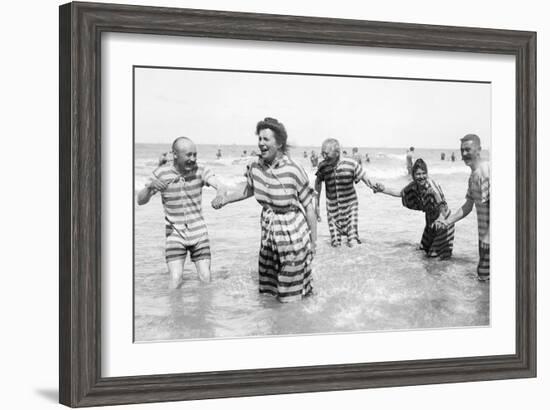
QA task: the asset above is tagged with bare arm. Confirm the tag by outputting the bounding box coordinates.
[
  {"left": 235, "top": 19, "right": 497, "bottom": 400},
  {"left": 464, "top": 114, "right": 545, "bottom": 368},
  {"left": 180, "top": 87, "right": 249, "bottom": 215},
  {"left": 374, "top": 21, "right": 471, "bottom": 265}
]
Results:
[
  {"left": 304, "top": 201, "right": 317, "bottom": 253},
  {"left": 314, "top": 176, "right": 323, "bottom": 221},
  {"left": 377, "top": 184, "right": 403, "bottom": 198},
  {"left": 360, "top": 173, "right": 375, "bottom": 191},
  {"left": 445, "top": 199, "right": 474, "bottom": 225},
  {"left": 211, "top": 181, "right": 253, "bottom": 209}
]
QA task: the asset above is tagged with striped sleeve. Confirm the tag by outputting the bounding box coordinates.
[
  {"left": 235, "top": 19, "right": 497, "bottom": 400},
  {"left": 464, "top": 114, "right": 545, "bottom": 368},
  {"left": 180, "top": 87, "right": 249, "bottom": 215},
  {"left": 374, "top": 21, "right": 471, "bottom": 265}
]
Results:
[
  {"left": 200, "top": 166, "right": 215, "bottom": 187},
  {"left": 353, "top": 160, "right": 366, "bottom": 183},
  {"left": 244, "top": 163, "right": 255, "bottom": 190},
  {"left": 294, "top": 163, "right": 314, "bottom": 208}
]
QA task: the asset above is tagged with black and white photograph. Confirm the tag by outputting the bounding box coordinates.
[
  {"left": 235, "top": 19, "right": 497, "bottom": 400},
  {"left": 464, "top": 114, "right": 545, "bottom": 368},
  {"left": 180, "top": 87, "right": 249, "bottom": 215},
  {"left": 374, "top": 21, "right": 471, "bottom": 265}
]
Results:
[{"left": 134, "top": 66, "right": 491, "bottom": 342}]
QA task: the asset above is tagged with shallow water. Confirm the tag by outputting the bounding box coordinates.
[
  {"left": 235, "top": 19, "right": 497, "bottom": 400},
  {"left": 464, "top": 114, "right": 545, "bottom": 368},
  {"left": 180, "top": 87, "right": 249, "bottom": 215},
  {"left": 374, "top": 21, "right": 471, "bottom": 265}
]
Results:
[{"left": 134, "top": 144, "right": 489, "bottom": 342}]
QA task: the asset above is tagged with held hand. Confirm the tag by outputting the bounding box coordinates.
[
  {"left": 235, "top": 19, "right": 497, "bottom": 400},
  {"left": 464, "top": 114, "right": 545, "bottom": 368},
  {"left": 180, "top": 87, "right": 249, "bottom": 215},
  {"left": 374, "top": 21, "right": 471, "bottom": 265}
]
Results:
[
  {"left": 432, "top": 220, "right": 448, "bottom": 232},
  {"left": 211, "top": 193, "right": 226, "bottom": 209},
  {"left": 372, "top": 182, "right": 385, "bottom": 193},
  {"left": 148, "top": 178, "right": 167, "bottom": 192}
]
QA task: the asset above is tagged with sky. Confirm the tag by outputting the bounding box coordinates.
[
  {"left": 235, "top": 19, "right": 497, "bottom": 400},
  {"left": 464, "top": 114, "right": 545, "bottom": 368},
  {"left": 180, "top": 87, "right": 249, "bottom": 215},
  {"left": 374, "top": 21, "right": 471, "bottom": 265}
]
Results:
[{"left": 134, "top": 67, "right": 491, "bottom": 150}]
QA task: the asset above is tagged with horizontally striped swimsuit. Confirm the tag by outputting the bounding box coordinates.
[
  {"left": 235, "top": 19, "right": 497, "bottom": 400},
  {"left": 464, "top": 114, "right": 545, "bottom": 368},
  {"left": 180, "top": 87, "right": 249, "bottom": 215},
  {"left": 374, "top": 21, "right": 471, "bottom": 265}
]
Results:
[
  {"left": 466, "top": 162, "right": 490, "bottom": 279},
  {"left": 315, "top": 158, "right": 365, "bottom": 246},
  {"left": 152, "top": 164, "right": 215, "bottom": 263},
  {"left": 245, "top": 155, "right": 314, "bottom": 303},
  {"left": 401, "top": 178, "right": 455, "bottom": 260}
]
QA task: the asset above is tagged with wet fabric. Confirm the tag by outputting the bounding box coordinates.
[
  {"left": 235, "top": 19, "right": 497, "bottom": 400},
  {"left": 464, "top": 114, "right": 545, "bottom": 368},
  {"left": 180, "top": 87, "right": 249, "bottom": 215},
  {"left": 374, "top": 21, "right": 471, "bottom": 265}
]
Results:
[
  {"left": 151, "top": 163, "right": 215, "bottom": 259},
  {"left": 245, "top": 155, "right": 315, "bottom": 302},
  {"left": 316, "top": 157, "right": 365, "bottom": 245},
  {"left": 466, "top": 161, "right": 490, "bottom": 277},
  {"left": 402, "top": 178, "right": 455, "bottom": 259}
]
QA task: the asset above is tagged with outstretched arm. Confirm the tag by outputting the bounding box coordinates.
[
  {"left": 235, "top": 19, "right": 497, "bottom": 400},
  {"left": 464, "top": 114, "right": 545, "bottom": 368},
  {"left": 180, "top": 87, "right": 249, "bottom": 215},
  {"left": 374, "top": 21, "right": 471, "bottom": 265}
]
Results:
[
  {"left": 360, "top": 173, "right": 375, "bottom": 191},
  {"left": 375, "top": 183, "right": 402, "bottom": 198},
  {"left": 211, "top": 181, "right": 253, "bottom": 209},
  {"left": 445, "top": 199, "right": 474, "bottom": 225}
]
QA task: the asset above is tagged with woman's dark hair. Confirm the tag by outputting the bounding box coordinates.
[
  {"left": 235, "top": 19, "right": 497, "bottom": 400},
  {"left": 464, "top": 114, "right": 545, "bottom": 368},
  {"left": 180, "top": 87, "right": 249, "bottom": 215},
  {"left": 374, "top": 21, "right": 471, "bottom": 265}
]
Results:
[
  {"left": 256, "top": 117, "right": 289, "bottom": 154},
  {"left": 412, "top": 158, "right": 428, "bottom": 175}
]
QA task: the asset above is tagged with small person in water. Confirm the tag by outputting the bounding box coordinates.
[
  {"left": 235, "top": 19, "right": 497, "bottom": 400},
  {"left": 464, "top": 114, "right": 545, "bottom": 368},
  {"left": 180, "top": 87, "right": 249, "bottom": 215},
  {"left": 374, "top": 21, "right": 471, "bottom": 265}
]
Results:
[
  {"left": 216, "top": 149, "right": 222, "bottom": 159},
  {"left": 315, "top": 138, "right": 375, "bottom": 247},
  {"left": 373, "top": 158, "right": 455, "bottom": 259},
  {"left": 352, "top": 147, "right": 363, "bottom": 165}
]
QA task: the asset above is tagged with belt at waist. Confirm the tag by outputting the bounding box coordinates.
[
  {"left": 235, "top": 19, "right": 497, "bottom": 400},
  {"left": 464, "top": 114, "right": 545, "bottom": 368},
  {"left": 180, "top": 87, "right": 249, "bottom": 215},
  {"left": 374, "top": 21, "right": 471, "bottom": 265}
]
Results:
[{"left": 262, "top": 205, "right": 300, "bottom": 214}]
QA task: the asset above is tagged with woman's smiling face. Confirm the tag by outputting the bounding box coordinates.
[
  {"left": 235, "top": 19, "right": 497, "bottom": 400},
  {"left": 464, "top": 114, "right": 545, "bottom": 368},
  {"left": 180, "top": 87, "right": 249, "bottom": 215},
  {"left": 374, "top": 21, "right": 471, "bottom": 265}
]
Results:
[
  {"left": 257, "top": 128, "right": 281, "bottom": 163},
  {"left": 413, "top": 168, "right": 428, "bottom": 187}
]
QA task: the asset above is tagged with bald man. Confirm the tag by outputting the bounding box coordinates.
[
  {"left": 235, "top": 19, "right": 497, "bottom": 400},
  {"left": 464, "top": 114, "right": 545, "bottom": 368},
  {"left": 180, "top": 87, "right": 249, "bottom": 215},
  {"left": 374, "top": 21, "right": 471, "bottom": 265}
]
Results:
[
  {"left": 438, "top": 134, "right": 490, "bottom": 281},
  {"left": 137, "top": 137, "right": 223, "bottom": 289},
  {"left": 315, "top": 138, "right": 374, "bottom": 247}
]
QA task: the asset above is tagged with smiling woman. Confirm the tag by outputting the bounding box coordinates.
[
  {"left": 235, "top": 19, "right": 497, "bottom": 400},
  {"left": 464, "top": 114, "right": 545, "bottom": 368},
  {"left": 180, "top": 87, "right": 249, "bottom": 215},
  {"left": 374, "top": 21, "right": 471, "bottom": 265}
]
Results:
[{"left": 212, "top": 117, "right": 318, "bottom": 302}]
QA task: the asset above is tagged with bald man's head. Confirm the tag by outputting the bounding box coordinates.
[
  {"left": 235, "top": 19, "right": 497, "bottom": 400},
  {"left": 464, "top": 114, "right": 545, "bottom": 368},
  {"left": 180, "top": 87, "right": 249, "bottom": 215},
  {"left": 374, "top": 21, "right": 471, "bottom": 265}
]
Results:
[{"left": 172, "top": 136, "right": 197, "bottom": 171}]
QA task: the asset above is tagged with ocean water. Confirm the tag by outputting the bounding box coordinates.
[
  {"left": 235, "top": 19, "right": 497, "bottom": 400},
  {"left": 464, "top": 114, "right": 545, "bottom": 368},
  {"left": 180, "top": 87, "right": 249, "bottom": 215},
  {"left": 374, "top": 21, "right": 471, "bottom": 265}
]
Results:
[{"left": 134, "top": 144, "right": 489, "bottom": 342}]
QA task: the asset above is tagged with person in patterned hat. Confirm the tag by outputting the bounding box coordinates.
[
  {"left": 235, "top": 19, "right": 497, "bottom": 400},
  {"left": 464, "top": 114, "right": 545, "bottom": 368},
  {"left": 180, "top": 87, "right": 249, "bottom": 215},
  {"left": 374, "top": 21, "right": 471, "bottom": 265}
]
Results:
[
  {"left": 211, "top": 117, "right": 317, "bottom": 303},
  {"left": 373, "top": 158, "right": 455, "bottom": 260},
  {"left": 314, "top": 138, "right": 375, "bottom": 248},
  {"left": 137, "top": 136, "right": 223, "bottom": 289}
]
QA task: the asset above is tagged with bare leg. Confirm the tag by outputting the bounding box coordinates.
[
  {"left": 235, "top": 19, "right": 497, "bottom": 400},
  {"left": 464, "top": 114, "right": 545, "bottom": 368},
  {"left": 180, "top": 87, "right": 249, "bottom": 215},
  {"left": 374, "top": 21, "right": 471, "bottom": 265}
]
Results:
[
  {"left": 167, "top": 259, "right": 185, "bottom": 289},
  {"left": 194, "top": 258, "right": 212, "bottom": 282}
]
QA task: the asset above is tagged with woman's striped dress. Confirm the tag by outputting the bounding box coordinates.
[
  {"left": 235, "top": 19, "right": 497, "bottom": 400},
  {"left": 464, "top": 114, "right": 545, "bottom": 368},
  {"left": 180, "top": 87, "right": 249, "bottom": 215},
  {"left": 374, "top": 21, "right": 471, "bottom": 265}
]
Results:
[
  {"left": 401, "top": 178, "right": 455, "bottom": 260},
  {"left": 315, "top": 158, "right": 365, "bottom": 246},
  {"left": 466, "top": 161, "right": 490, "bottom": 279},
  {"left": 245, "top": 155, "right": 315, "bottom": 303}
]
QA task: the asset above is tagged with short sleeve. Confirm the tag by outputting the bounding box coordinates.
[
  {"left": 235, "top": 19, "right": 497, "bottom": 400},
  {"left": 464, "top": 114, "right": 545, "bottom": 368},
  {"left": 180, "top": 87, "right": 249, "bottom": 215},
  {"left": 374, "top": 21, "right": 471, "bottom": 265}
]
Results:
[
  {"left": 353, "top": 160, "right": 366, "bottom": 183},
  {"left": 295, "top": 164, "right": 314, "bottom": 208},
  {"left": 200, "top": 166, "right": 215, "bottom": 187},
  {"left": 401, "top": 182, "right": 423, "bottom": 211}
]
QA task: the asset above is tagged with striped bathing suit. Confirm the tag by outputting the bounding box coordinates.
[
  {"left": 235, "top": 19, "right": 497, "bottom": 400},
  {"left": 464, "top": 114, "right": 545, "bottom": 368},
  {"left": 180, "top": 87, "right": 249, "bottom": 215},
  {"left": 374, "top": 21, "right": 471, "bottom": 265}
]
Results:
[
  {"left": 245, "top": 155, "right": 314, "bottom": 303},
  {"left": 466, "top": 161, "right": 490, "bottom": 279},
  {"left": 315, "top": 157, "right": 365, "bottom": 246},
  {"left": 152, "top": 164, "right": 215, "bottom": 263},
  {"left": 401, "top": 178, "right": 455, "bottom": 259}
]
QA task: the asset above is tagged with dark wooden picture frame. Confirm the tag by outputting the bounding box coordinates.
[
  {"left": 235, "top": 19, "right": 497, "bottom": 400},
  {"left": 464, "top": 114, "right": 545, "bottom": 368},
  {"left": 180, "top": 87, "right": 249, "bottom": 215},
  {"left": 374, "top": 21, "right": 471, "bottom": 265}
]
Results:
[{"left": 59, "top": 1, "right": 536, "bottom": 407}]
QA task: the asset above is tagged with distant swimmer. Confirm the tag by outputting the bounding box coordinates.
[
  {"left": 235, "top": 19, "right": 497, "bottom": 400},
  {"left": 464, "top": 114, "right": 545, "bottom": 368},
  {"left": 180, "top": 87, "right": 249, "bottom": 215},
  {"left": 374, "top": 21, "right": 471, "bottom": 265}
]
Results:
[
  {"left": 342, "top": 150, "right": 348, "bottom": 156},
  {"left": 241, "top": 150, "right": 248, "bottom": 157},
  {"left": 441, "top": 152, "right": 446, "bottom": 161},
  {"left": 157, "top": 152, "right": 172, "bottom": 167},
  {"left": 137, "top": 137, "right": 224, "bottom": 289},
  {"left": 451, "top": 152, "right": 456, "bottom": 162},
  {"left": 304, "top": 150, "right": 308, "bottom": 158},
  {"left": 352, "top": 147, "right": 363, "bottom": 165},
  {"left": 365, "top": 153, "right": 371, "bottom": 163},
  {"left": 216, "top": 149, "right": 222, "bottom": 159},
  {"left": 315, "top": 138, "right": 375, "bottom": 248},
  {"left": 406, "top": 146, "right": 415, "bottom": 177}
]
